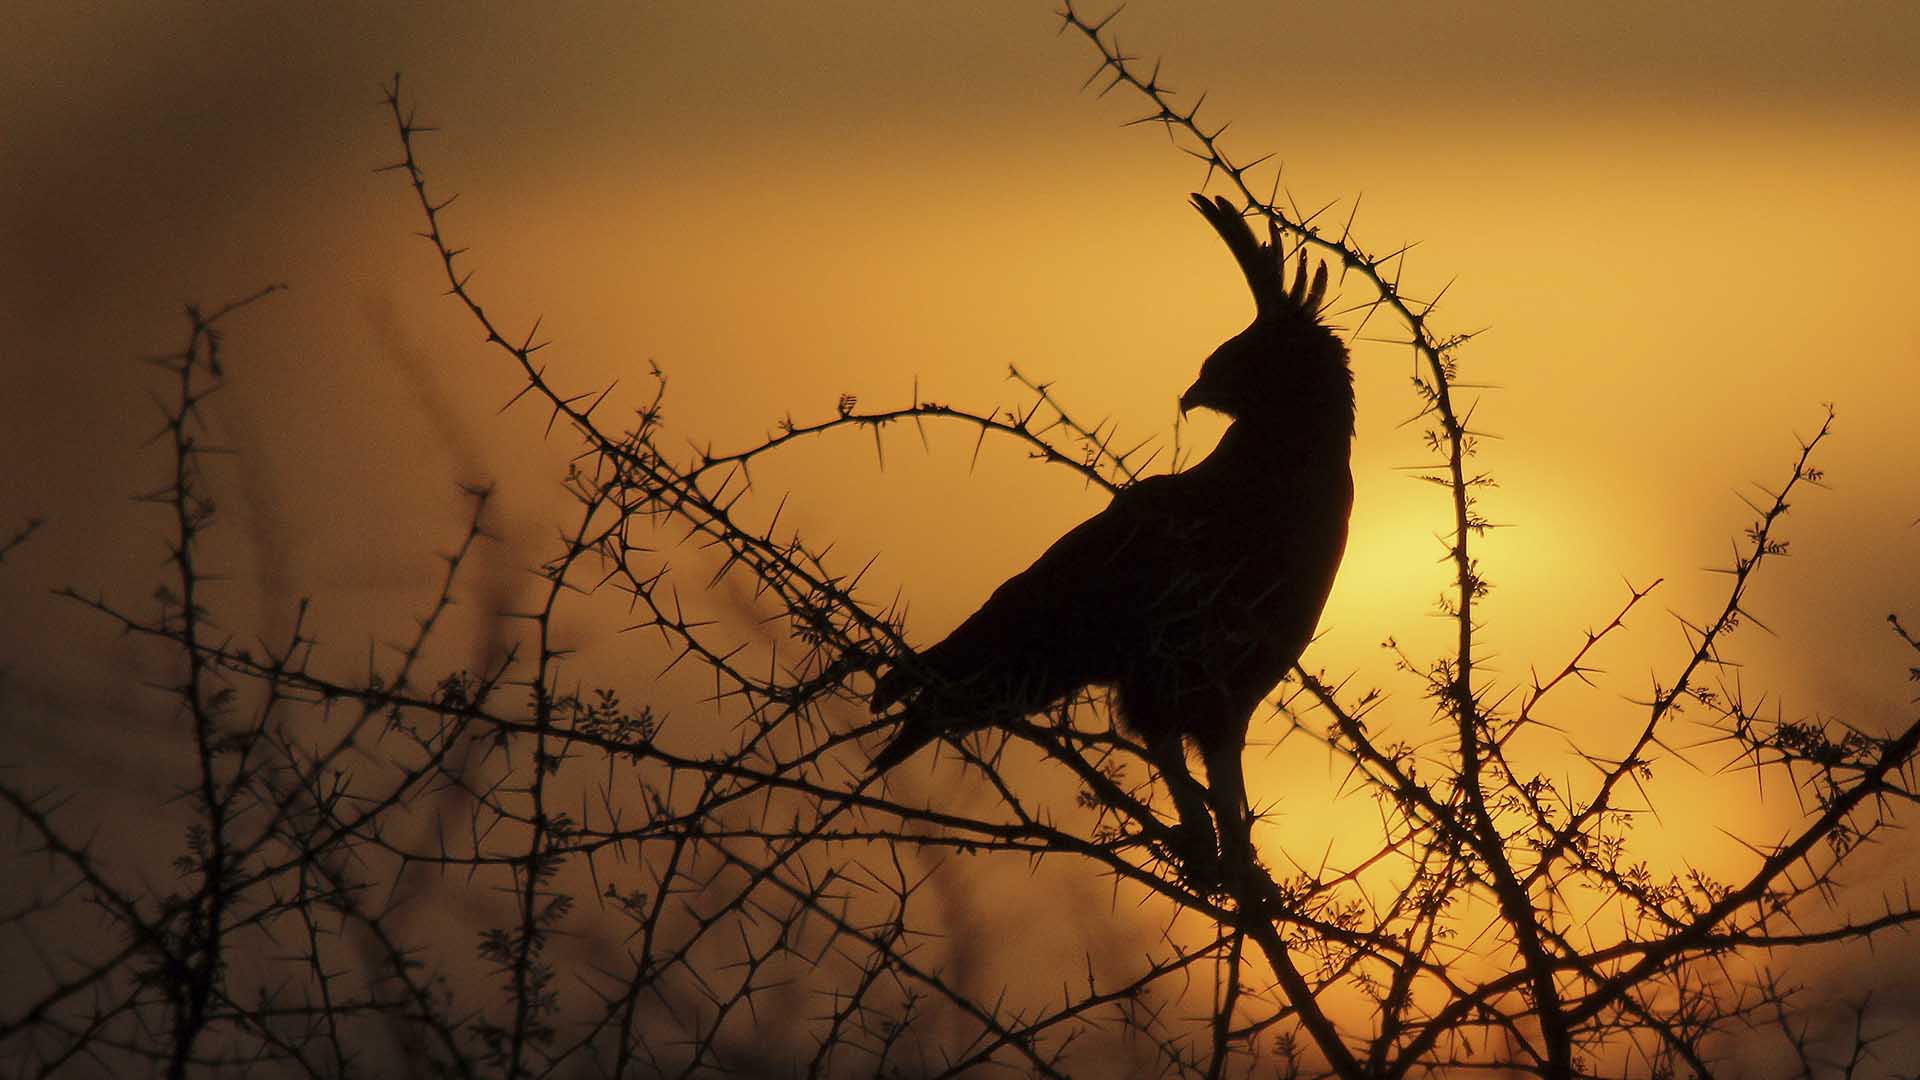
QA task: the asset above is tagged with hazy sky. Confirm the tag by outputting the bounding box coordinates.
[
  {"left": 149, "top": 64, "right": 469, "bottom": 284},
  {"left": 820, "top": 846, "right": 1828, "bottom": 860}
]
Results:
[{"left": 2, "top": 2, "right": 1917, "bottom": 1022}]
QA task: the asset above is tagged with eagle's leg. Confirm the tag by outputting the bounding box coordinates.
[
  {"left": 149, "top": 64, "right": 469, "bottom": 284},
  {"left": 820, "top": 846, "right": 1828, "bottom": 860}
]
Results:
[
  {"left": 1146, "top": 731, "right": 1220, "bottom": 879},
  {"left": 1199, "top": 738, "right": 1255, "bottom": 887}
]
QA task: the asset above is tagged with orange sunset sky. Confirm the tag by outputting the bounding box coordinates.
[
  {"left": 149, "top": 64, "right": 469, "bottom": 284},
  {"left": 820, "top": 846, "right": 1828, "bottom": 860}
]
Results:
[{"left": 2, "top": 2, "right": 1918, "bottom": 1067}]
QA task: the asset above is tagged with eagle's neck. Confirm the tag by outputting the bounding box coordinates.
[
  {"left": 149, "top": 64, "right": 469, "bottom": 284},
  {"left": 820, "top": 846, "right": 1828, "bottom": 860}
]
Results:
[{"left": 1188, "top": 397, "right": 1353, "bottom": 489}]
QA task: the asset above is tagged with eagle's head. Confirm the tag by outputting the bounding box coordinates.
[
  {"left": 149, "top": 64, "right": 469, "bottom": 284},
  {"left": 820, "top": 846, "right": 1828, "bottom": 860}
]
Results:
[{"left": 1180, "top": 194, "right": 1351, "bottom": 431}]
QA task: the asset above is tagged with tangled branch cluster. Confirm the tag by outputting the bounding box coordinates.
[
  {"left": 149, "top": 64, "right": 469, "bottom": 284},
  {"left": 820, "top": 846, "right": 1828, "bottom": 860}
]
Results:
[{"left": 2, "top": 10, "right": 1915, "bottom": 1079}]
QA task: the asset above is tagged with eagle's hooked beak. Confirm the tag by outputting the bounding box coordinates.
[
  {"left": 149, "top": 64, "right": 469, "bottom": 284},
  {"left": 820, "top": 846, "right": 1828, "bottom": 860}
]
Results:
[{"left": 1178, "top": 379, "right": 1216, "bottom": 417}]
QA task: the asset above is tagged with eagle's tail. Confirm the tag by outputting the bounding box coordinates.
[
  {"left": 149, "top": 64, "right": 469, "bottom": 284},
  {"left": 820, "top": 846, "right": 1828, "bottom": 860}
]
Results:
[
  {"left": 869, "top": 653, "right": 948, "bottom": 773},
  {"left": 867, "top": 711, "right": 946, "bottom": 774}
]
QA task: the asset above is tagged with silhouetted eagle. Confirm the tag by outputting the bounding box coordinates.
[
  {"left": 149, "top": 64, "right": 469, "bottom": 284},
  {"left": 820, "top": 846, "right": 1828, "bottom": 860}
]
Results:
[{"left": 869, "top": 194, "right": 1353, "bottom": 863}]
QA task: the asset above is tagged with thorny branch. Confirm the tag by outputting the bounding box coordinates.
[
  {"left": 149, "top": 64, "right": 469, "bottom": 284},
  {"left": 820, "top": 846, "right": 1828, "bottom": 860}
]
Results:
[{"left": 2, "top": 15, "right": 1915, "bottom": 1080}]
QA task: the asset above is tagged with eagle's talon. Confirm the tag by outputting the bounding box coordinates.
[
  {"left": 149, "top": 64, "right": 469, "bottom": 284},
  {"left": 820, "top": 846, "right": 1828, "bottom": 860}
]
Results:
[{"left": 1171, "top": 817, "right": 1224, "bottom": 888}]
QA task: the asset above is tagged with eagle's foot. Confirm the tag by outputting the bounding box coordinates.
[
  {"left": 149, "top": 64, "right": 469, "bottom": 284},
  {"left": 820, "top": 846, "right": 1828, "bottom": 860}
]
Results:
[{"left": 1166, "top": 810, "right": 1225, "bottom": 890}]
